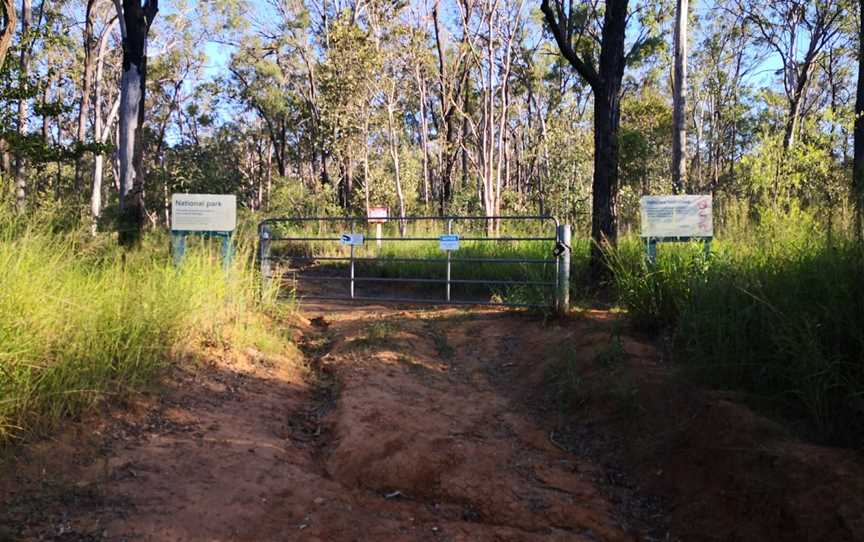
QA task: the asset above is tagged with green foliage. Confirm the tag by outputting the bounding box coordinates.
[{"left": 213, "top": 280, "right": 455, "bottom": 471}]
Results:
[
  {"left": 352, "top": 318, "right": 397, "bottom": 349},
  {"left": 270, "top": 181, "right": 342, "bottom": 218},
  {"left": 607, "top": 214, "right": 864, "bottom": 447},
  {"left": 319, "top": 16, "right": 381, "bottom": 154},
  {"left": 605, "top": 238, "right": 711, "bottom": 330},
  {"left": 619, "top": 87, "right": 674, "bottom": 229},
  {"left": 0, "top": 209, "right": 290, "bottom": 447}
]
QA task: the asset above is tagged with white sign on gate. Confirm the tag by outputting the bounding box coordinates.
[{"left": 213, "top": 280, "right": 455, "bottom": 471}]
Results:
[
  {"left": 640, "top": 195, "right": 713, "bottom": 238},
  {"left": 368, "top": 207, "right": 389, "bottom": 224},
  {"left": 340, "top": 233, "right": 365, "bottom": 246},
  {"left": 171, "top": 194, "right": 237, "bottom": 232}
]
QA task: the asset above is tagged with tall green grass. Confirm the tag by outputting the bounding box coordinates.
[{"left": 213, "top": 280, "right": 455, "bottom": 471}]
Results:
[
  {"left": 606, "top": 216, "right": 864, "bottom": 447},
  {"left": 0, "top": 213, "right": 283, "bottom": 447}
]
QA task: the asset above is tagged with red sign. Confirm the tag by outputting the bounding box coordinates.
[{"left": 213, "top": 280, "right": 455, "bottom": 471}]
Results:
[{"left": 368, "top": 207, "right": 388, "bottom": 224}]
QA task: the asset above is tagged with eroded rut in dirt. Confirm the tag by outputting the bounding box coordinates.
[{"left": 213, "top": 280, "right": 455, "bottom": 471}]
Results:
[
  {"left": 4, "top": 303, "right": 864, "bottom": 541},
  {"left": 287, "top": 308, "right": 636, "bottom": 541},
  {"left": 0, "top": 305, "right": 660, "bottom": 541}
]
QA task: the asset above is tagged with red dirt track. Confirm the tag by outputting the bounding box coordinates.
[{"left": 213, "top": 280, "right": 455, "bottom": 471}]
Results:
[{"left": 2, "top": 303, "right": 863, "bottom": 541}]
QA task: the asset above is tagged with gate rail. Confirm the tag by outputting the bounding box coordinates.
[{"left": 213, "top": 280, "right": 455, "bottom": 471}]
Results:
[{"left": 259, "top": 215, "right": 570, "bottom": 313}]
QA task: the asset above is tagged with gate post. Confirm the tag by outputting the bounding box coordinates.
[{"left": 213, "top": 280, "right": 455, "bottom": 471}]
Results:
[
  {"left": 445, "top": 219, "right": 453, "bottom": 302},
  {"left": 556, "top": 224, "right": 571, "bottom": 315},
  {"left": 260, "top": 223, "right": 272, "bottom": 293}
]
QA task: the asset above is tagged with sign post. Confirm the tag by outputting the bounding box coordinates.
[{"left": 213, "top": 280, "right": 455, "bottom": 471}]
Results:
[
  {"left": 339, "top": 231, "right": 364, "bottom": 298},
  {"left": 368, "top": 206, "right": 388, "bottom": 250},
  {"left": 171, "top": 194, "right": 237, "bottom": 270},
  {"left": 640, "top": 195, "right": 713, "bottom": 264}
]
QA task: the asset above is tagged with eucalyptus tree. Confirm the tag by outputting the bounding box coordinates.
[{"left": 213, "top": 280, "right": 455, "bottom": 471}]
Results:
[
  {"left": 14, "top": 0, "right": 32, "bottom": 212},
  {"left": 226, "top": 0, "right": 323, "bottom": 183},
  {"left": 431, "top": 0, "right": 470, "bottom": 213},
  {"left": 459, "top": 0, "right": 524, "bottom": 233},
  {"left": 541, "top": 0, "right": 667, "bottom": 277},
  {"left": 113, "top": 0, "right": 158, "bottom": 246},
  {"left": 90, "top": 14, "right": 120, "bottom": 231},
  {"left": 318, "top": 14, "right": 381, "bottom": 209},
  {"left": 369, "top": 1, "right": 411, "bottom": 233},
  {"left": 74, "top": 0, "right": 97, "bottom": 192},
  {"left": 407, "top": 6, "right": 435, "bottom": 212},
  {"left": 738, "top": 0, "right": 847, "bottom": 151},
  {"left": 671, "top": 0, "right": 687, "bottom": 193},
  {"left": 689, "top": 1, "right": 759, "bottom": 193}
]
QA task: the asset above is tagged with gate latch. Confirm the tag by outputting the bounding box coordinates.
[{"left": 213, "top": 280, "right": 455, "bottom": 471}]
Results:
[{"left": 553, "top": 241, "right": 570, "bottom": 257}]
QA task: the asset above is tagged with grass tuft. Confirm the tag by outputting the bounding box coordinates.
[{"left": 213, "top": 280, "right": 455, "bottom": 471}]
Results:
[
  {"left": 606, "top": 218, "right": 864, "bottom": 447},
  {"left": 0, "top": 212, "right": 292, "bottom": 448}
]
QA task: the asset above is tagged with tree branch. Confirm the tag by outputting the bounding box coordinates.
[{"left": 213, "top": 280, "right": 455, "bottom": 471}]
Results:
[{"left": 540, "top": 0, "right": 600, "bottom": 88}]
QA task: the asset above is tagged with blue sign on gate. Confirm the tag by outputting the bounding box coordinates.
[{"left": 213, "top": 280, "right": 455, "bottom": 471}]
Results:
[{"left": 439, "top": 234, "right": 460, "bottom": 251}]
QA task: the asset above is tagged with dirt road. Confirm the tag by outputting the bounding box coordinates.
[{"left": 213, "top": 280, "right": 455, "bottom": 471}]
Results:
[
  {"left": 0, "top": 304, "right": 664, "bottom": 541},
  {"left": 3, "top": 303, "right": 863, "bottom": 541}
]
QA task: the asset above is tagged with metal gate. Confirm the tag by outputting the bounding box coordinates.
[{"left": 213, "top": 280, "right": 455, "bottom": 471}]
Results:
[{"left": 258, "top": 216, "right": 571, "bottom": 312}]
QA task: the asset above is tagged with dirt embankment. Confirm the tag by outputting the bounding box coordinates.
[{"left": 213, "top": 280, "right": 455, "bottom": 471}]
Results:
[{"left": 1, "top": 304, "right": 863, "bottom": 541}]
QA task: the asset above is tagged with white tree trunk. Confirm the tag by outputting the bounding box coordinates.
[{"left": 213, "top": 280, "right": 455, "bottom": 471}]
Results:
[
  {"left": 15, "top": 0, "right": 31, "bottom": 213},
  {"left": 363, "top": 113, "right": 370, "bottom": 214},
  {"left": 414, "top": 64, "right": 431, "bottom": 212},
  {"left": 386, "top": 89, "right": 406, "bottom": 236},
  {"left": 118, "top": 64, "right": 142, "bottom": 207},
  {"left": 672, "top": 0, "right": 688, "bottom": 193},
  {"left": 91, "top": 18, "right": 119, "bottom": 234}
]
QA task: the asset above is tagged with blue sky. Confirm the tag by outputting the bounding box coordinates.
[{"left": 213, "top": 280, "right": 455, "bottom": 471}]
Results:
[{"left": 192, "top": 0, "right": 785, "bottom": 88}]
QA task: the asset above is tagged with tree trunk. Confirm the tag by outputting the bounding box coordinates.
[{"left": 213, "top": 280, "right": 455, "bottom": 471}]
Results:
[
  {"left": 693, "top": 98, "right": 703, "bottom": 189},
  {"left": 542, "top": 0, "right": 629, "bottom": 278},
  {"left": 461, "top": 80, "right": 470, "bottom": 199},
  {"left": 40, "top": 76, "right": 49, "bottom": 142},
  {"left": 671, "top": 0, "right": 688, "bottom": 194},
  {"left": 783, "top": 86, "right": 806, "bottom": 151},
  {"left": 275, "top": 120, "right": 287, "bottom": 177},
  {"left": 854, "top": 0, "right": 864, "bottom": 242},
  {"left": 115, "top": 0, "right": 158, "bottom": 247},
  {"left": 266, "top": 141, "right": 273, "bottom": 211},
  {"left": 416, "top": 66, "right": 431, "bottom": 212},
  {"left": 387, "top": 97, "right": 406, "bottom": 236},
  {"left": 112, "top": 122, "right": 120, "bottom": 192},
  {"left": 14, "top": 0, "right": 31, "bottom": 213},
  {"left": 75, "top": 0, "right": 97, "bottom": 194},
  {"left": 363, "top": 113, "right": 370, "bottom": 213},
  {"left": 0, "top": 0, "right": 11, "bottom": 190},
  {"left": 590, "top": 88, "right": 622, "bottom": 276},
  {"left": 481, "top": 6, "right": 497, "bottom": 235},
  {"left": 339, "top": 153, "right": 352, "bottom": 208},
  {"left": 0, "top": 0, "right": 16, "bottom": 70},
  {"left": 432, "top": 0, "right": 455, "bottom": 214},
  {"left": 592, "top": 1, "right": 626, "bottom": 278},
  {"left": 91, "top": 18, "right": 120, "bottom": 234},
  {"left": 781, "top": 32, "right": 819, "bottom": 152}
]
